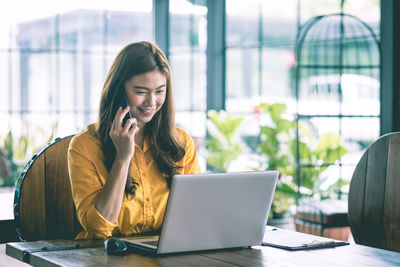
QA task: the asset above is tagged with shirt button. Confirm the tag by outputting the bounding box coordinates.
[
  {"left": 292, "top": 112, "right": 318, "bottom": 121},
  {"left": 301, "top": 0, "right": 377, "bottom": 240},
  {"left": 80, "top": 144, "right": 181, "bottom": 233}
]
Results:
[{"left": 146, "top": 197, "right": 150, "bottom": 202}]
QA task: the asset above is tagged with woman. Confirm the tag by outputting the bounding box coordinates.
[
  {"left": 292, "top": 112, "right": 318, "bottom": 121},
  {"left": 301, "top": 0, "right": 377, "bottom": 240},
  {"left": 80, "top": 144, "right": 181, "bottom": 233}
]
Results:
[{"left": 68, "top": 41, "right": 201, "bottom": 239}]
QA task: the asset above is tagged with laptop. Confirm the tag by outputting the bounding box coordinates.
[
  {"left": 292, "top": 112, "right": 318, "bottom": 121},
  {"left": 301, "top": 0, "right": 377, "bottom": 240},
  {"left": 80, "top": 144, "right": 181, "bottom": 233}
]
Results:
[{"left": 120, "top": 170, "right": 279, "bottom": 254}]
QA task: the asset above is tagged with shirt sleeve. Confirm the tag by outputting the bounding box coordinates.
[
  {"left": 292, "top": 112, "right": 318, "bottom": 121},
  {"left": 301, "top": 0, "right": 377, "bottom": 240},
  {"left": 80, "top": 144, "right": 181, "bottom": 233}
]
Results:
[{"left": 68, "top": 134, "right": 117, "bottom": 239}]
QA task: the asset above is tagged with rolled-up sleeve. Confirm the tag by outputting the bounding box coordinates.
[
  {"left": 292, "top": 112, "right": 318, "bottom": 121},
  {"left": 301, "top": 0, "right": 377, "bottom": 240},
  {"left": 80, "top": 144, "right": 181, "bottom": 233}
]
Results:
[{"left": 68, "top": 134, "right": 117, "bottom": 239}]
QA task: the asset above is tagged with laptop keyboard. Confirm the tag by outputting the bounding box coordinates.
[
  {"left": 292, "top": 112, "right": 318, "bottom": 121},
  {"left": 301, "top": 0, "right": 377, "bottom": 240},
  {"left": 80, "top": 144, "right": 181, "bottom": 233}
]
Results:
[{"left": 143, "top": 240, "right": 159, "bottom": 247}]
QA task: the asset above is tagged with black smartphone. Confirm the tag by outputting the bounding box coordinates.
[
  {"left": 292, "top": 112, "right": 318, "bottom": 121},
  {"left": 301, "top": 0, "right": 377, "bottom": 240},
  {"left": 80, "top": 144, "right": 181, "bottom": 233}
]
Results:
[{"left": 120, "top": 94, "right": 132, "bottom": 127}]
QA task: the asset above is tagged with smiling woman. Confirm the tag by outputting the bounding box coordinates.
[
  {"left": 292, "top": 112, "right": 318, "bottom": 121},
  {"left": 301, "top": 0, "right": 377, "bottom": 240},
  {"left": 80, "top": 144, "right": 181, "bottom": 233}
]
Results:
[{"left": 68, "top": 41, "right": 201, "bottom": 239}]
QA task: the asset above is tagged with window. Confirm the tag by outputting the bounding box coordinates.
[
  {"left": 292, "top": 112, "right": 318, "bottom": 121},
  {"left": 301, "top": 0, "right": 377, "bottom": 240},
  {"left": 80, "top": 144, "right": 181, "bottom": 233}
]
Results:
[
  {"left": 0, "top": 0, "right": 383, "bottom": 206},
  {"left": 0, "top": 0, "right": 153, "bottom": 163},
  {"left": 169, "top": 0, "right": 207, "bottom": 142},
  {"left": 225, "top": 0, "right": 298, "bottom": 170},
  {"left": 0, "top": 1, "right": 153, "bottom": 220},
  {"left": 225, "top": 0, "right": 381, "bottom": 200}
]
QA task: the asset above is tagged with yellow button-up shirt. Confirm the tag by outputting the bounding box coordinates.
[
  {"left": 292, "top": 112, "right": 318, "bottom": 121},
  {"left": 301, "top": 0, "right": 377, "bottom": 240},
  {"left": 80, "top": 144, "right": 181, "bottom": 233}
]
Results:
[{"left": 68, "top": 124, "right": 200, "bottom": 239}]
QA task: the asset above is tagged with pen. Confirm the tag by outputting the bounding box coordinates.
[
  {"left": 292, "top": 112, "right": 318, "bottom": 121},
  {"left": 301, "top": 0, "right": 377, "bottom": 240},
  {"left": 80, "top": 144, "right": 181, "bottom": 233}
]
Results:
[{"left": 302, "top": 241, "right": 336, "bottom": 248}]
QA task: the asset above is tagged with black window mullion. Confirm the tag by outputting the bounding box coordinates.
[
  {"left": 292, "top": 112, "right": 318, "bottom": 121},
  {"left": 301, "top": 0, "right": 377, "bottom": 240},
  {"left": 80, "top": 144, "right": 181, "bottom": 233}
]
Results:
[
  {"left": 380, "top": 0, "right": 400, "bottom": 134},
  {"left": 154, "top": 0, "right": 170, "bottom": 58},
  {"left": 207, "top": 0, "right": 225, "bottom": 111}
]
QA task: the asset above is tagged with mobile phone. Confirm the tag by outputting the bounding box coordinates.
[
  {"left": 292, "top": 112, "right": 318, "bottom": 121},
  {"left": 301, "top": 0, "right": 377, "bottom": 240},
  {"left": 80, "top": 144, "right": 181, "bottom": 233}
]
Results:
[{"left": 120, "top": 94, "right": 132, "bottom": 127}]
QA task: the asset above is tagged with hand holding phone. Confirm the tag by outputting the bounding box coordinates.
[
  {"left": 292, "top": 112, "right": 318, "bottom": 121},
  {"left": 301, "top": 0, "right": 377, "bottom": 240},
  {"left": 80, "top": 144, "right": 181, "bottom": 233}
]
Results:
[
  {"left": 120, "top": 94, "right": 132, "bottom": 128},
  {"left": 109, "top": 94, "right": 139, "bottom": 161}
]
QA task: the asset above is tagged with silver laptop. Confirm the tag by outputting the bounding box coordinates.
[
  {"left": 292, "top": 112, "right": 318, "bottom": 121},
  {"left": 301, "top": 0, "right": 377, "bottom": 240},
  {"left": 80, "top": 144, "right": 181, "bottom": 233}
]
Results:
[{"left": 120, "top": 170, "right": 279, "bottom": 254}]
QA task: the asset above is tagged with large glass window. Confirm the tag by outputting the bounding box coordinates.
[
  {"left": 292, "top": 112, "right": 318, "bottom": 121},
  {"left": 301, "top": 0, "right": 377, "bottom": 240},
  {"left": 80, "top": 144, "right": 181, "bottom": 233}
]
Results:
[
  {"left": 0, "top": 0, "right": 153, "bottom": 159},
  {"left": 225, "top": 0, "right": 299, "bottom": 171},
  {"left": 0, "top": 1, "right": 153, "bottom": 218},
  {"left": 169, "top": 0, "right": 208, "bottom": 170},
  {"left": 0, "top": 0, "right": 383, "bottom": 218},
  {"left": 225, "top": 0, "right": 381, "bottom": 201}
]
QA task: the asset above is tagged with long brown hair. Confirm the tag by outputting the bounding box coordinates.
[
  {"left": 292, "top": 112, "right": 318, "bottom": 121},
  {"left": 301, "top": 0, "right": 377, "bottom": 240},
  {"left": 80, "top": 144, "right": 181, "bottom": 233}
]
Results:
[{"left": 97, "top": 41, "right": 185, "bottom": 199}]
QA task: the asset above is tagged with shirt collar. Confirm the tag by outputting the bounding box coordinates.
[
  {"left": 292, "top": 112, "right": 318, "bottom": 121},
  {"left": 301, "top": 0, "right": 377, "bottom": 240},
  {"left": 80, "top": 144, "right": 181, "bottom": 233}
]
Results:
[{"left": 142, "top": 137, "right": 150, "bottom": 152}]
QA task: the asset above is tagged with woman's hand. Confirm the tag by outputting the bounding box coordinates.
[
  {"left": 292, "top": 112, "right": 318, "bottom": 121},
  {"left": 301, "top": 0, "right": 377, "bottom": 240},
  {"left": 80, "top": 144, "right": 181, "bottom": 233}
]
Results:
[
  {"left": 109, "top": 106, "right": 139, "bottom": 161},
  {"left": 94, "top": 107, "right": 138, "bottom": 223}
]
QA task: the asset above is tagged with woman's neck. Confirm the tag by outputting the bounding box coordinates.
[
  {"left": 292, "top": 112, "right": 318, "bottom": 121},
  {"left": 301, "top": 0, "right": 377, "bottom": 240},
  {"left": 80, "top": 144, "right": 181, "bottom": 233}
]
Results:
[{"left": 135, "top": 127, "right": 145, "bottom": 149}]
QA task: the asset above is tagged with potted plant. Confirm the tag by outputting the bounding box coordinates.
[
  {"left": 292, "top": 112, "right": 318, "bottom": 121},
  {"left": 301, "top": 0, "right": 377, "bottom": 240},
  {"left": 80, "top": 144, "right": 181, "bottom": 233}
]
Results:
[{"left": 255, "top": 103, "right": 348, "bottom": 224}]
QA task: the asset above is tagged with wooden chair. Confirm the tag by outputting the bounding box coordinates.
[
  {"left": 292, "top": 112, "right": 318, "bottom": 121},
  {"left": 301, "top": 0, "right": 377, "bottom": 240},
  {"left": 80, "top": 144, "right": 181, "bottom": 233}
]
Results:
[
  {"left": 13, "top": 135, "right": 82, "bottom": 241},
  {"left": 349, "top": 132, "right": 400, "bottom": 252}
]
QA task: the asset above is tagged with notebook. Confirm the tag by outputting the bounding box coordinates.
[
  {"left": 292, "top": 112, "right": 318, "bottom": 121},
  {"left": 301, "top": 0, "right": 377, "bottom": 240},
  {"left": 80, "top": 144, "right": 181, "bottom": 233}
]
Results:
[
  {"left": 120, "top": 170, "right": 279, "bottom": 254},
  {"left": 261, "top": 227, "right": 349, "bottom": 250}
]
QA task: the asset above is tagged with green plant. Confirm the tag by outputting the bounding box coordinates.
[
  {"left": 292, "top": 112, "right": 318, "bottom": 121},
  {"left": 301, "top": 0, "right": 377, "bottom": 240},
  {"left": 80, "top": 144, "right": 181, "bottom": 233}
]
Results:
[
  {"left": 295, "top": 130, "right": 349, "bottom": 198},
  {"left": 256, "top": 103, "right": 297, "bottom": 218},
  {"left": 257, "top": 103, "right": 296, "bottom": 175},
  {"left": 205, "top": 110, "right": 244, "bottom": 172},
  {"left": 202, "top": 105, "right": 348, "bottom": 218},
  {"left": 256, "top": 103, "right": 348, "bottom": 217},
  {"left": 0, "top": 125, "right": 56, "bottom": 187}
]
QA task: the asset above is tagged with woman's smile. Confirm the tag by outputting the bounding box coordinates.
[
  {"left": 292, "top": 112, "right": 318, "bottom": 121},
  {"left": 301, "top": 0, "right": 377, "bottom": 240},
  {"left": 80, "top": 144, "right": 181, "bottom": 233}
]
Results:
[{"left": 138, "top": 107, "right": 156, "bottom": 117}]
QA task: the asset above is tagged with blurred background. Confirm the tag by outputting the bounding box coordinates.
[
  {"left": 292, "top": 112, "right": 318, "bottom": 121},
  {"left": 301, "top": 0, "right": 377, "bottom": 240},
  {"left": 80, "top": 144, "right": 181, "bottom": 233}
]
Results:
[{"left": 0, "top": 0, "right": 389, "bottom": 239}]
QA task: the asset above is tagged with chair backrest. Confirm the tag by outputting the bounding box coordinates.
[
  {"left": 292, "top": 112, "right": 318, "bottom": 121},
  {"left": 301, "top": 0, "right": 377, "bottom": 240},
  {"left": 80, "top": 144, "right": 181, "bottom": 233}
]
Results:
[
  {"left": 349, "top": 132, "right": 400, "bottom": 252},
  {"left": 14, "top": 135, "right": 82, "bottom": 241}
]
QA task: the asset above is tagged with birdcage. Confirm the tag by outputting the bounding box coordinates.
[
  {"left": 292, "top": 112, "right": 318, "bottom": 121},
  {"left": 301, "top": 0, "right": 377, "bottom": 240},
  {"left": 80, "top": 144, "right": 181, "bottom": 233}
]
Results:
[{"left": 294, "top": 12, "right": 380, "bottom": 200}]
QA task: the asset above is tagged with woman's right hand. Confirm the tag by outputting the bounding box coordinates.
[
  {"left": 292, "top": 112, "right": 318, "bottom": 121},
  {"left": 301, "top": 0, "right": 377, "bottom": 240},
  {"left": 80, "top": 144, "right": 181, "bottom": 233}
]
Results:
[{"left": 109, "top": 106, "right": 139, "bottom": 161}]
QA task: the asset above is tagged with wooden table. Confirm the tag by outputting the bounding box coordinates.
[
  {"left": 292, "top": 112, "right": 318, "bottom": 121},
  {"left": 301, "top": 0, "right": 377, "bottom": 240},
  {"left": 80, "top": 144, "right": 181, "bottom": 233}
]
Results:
[{"left": 4, "top": 228, "right": 400, "bottom": 267}]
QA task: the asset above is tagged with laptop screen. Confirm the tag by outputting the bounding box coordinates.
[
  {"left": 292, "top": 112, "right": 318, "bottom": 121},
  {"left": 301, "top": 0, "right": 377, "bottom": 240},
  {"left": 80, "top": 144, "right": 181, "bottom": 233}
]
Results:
[{"left": 155, "top": 171, "right": 279, "bottom": 254}]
